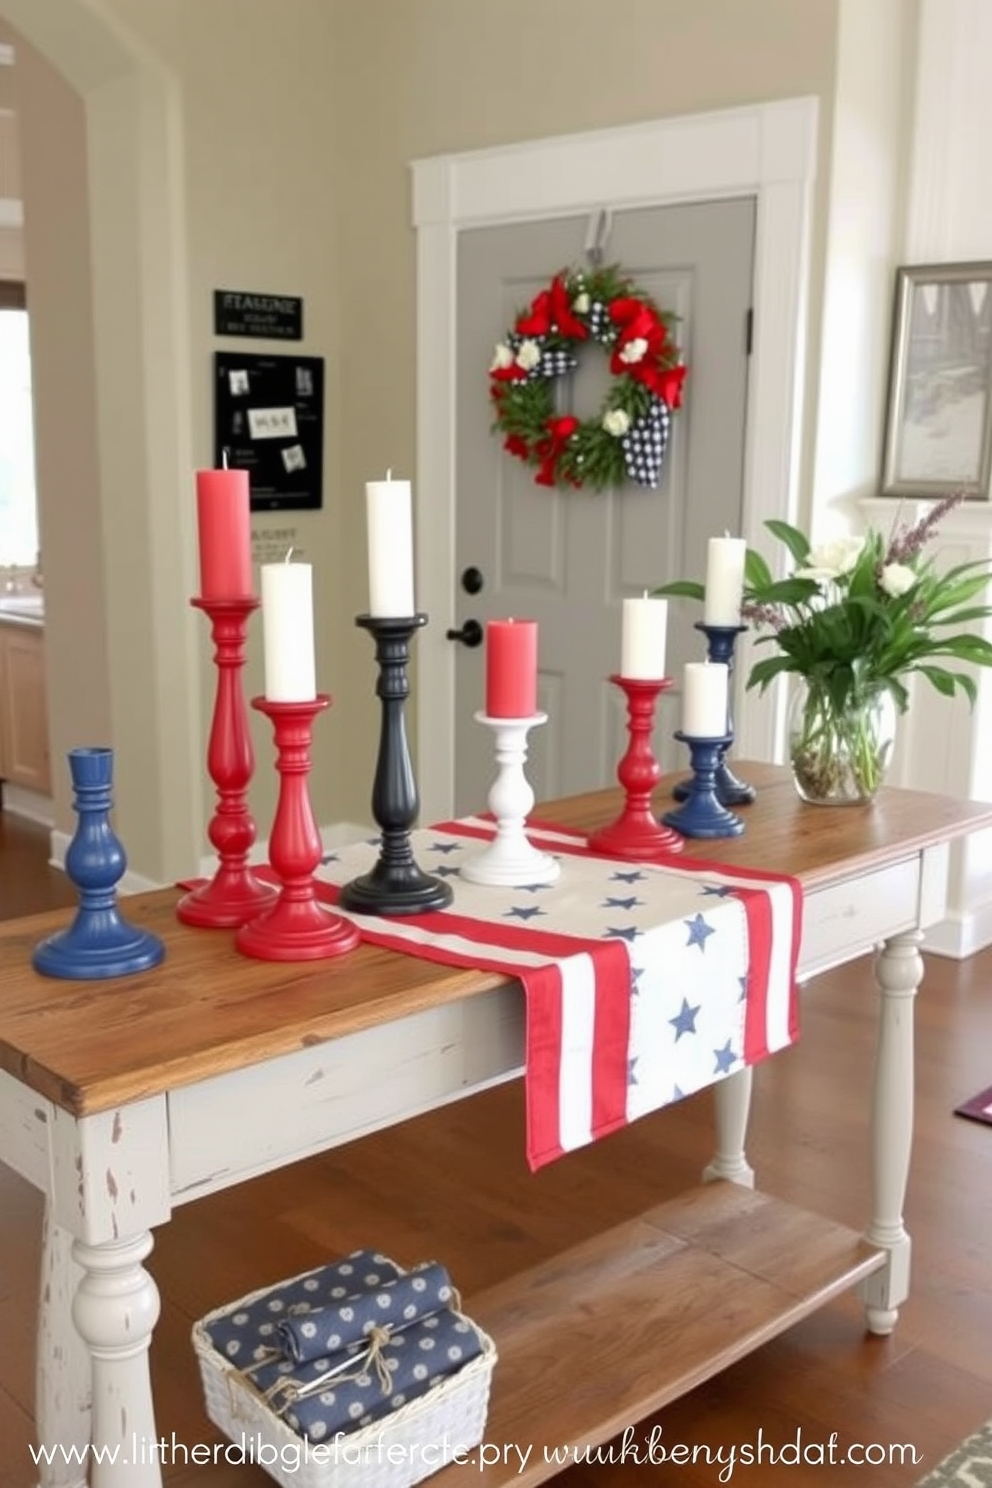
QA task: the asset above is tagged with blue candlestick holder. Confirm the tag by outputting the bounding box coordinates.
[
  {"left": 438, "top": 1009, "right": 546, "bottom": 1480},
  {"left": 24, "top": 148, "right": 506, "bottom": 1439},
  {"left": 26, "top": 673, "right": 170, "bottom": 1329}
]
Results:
[
  {"left": 662, "top": 732, "right": 745, "bottom": 839},
  {"left": 672, "top": 621, "right": 756, "bottom": 806},
  {"left": 32, "top": 747, "right": 166, "bottom": 979}
]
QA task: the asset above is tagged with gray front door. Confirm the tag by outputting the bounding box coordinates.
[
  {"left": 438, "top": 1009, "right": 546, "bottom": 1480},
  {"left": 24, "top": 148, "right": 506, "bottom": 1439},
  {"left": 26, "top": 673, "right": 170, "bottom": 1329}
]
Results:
[{"left": 453, "top": 198, "right": 755, "bottom": 815}]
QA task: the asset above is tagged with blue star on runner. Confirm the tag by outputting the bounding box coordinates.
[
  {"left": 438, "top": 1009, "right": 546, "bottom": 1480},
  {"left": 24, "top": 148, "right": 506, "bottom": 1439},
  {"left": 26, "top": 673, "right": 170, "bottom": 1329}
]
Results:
[
  {"left": 627, "top": 1055, "right": 639, "bottom": 1086},
  {"left": 739, "top": 975, "right": 749, "bottom": 1001},
  {"left": 713, "top": 1040, "right": 737, "bottom": 1075},
  {"left": 604, "top": 925, "right": 640, "bottom": 942},
  {"left": 427, "top": 841, "right": 461, "bottom": 854},
  {"left": 700, "top": 884, "right": 734, "bottom": 897},
  {"left": 684, "top": 912, "right": 716, "bottom": 950},
  {"left": 433, "top": 864, "right": 461, "bottom": 877},
  {"left": 320, "top": 851, "right": 339, "bottom": 864},
  {"left": 611, "top": 869, "right": 647, "bottom": 883},
  {"left": 602, "top": 895, "right": 643, "bottom": 911},
  {"left": 515, "top": 882, "right": 554, "bottom": 893},
  {"left": 504, "top": 904, "right": 546, "bottom": 921},
  {"left": 669, "top": 998, "right": 700, "bottom": 1041}
]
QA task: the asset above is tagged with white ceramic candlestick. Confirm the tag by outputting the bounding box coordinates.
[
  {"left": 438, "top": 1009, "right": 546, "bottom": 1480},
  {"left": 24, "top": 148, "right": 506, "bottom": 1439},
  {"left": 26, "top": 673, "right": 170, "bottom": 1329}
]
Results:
[{"left": 460, "top": 712, "right": 560, "bottom": 887}]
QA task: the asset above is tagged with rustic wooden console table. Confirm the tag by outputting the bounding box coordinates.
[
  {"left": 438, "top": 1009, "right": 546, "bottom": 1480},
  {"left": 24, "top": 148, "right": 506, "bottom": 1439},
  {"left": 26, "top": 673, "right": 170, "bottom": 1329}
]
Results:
[{"left": 2, "top": 763, "right": 990, "bottom": 1487}]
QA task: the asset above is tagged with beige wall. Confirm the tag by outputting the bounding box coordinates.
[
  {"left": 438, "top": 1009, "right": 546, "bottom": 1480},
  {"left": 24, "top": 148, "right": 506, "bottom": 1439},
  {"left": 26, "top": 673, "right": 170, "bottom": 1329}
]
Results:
[
  {"left": 329, "top": 0, "right": 841, "bottom": 803},
  {"left": 3, "top": 0, "right": 846, "bottom": 876}
]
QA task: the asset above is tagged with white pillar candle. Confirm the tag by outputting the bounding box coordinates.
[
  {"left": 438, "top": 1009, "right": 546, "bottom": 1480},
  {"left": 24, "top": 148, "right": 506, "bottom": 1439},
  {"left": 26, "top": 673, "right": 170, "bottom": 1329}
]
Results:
[
  {"left": 703, "top": 536, "right": 747, "bottom": 626},
  {"left": 261, "top": 559, "right": 316, "bottom": 701},
  {"left": 366, "top": 474, "right": 415, "bottom": 617},
  {"left": 682, "top": 661, "right": 729, "bottom": 737},
  {"left": 620, "top": 596, "right": 668, "bottom": 679}
]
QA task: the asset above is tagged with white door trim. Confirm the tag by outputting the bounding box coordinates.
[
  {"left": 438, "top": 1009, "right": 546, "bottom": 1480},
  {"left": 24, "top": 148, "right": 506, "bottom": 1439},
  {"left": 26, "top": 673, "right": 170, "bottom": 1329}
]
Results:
[{"left": 412, "top": 97, "right": 819, "bottom": 823}]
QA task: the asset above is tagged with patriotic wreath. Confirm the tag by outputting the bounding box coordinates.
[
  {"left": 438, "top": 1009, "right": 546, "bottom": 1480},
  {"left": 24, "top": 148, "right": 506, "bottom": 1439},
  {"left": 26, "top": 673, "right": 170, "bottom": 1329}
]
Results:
[{"left": 489, "top": 264, "right": 687, "bottom": 492}]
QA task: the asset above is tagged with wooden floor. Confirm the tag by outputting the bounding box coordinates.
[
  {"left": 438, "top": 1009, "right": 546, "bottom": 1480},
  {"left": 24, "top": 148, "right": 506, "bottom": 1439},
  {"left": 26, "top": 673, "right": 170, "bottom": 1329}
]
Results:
[{"left": 2, "top": 812, "right": 992, "bottom": 1485}]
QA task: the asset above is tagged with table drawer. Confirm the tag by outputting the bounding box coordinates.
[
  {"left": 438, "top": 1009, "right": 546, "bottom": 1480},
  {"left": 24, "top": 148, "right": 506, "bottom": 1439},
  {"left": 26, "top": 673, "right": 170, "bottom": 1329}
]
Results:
[{"left": 798, "top": 856, "right": 927, "bottom": 979}]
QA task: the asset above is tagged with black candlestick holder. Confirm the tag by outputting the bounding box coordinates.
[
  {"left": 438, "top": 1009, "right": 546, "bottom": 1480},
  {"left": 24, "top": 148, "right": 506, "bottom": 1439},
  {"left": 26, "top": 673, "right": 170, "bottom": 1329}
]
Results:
[
  {"left": 339, "top": 614, "right": 453, "bottom": 917},
  {"left": 672, "top": 621, "right": 756, "bottom": 806},
  {"left": 662, "top": 732, "right": 745, "bottom": 839}
]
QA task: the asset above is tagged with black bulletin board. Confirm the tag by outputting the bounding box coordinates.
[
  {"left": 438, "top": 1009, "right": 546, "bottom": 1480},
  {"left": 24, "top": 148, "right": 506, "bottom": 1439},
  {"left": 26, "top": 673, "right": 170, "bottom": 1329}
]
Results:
[{"left": 213, "top": 351, "right": 324, "bottom": 511}]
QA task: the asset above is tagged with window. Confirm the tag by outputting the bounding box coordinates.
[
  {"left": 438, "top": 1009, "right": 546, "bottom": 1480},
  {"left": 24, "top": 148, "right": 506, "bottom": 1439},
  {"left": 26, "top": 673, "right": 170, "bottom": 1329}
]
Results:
[{"left": 0, "top": 280, "right": 39, "bottom": 569}]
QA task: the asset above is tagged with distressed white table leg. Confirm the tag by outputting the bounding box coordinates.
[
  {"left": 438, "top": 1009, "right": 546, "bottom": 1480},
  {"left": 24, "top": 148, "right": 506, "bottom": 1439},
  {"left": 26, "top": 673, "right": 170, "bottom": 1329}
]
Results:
[
  {"left": 703, "top": 1066, "right": 755, "bottom": 1187},
  {"left": 35, "top": 1207, "right": 91, "bottom": 1488},
  {"left": 71, "top": 1232, "right": 162, "bottom": 1488},
  {"left": 859, "top": 929, "right": 921, "bottom": 1336}
]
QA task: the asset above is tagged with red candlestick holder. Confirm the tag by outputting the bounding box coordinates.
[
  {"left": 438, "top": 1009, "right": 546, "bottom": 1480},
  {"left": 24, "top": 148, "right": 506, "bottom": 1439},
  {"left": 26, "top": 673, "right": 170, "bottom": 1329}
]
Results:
[
  {"left": 177, "top": 596, "right": 278, "bottom": 928},
  {"left": 587, "top": 675, "right": 684, "bottom": 859},
  {"left": 236, "top": 695, "right": 360, "bottom": 962}
]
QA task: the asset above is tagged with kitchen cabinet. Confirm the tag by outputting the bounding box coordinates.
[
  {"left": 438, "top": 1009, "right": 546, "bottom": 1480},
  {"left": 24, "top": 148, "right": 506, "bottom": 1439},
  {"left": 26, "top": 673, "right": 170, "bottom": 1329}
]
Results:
[{"left": 0, "top": 620, "right": 51, "bottom": 796}]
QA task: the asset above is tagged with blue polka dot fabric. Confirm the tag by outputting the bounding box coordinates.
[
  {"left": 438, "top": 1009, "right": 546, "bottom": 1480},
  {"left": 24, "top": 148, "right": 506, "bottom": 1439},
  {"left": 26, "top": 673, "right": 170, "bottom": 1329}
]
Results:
[
  {"left": 276, "top": 1262, "right": 455, "bottom": 1365},
  {"left": 203, "top": 1249, "right": 402, "bottom": 1362},
  {"left": 201, "top": 1249, "right": 485, "bottom": 1445}
]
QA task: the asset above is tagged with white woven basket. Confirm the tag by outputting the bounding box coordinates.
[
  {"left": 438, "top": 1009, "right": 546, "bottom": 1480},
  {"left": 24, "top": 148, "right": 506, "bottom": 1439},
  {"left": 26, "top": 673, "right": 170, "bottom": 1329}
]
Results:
[{"left": 192, "top": 1265, "right": 497, "bottom": 1488}]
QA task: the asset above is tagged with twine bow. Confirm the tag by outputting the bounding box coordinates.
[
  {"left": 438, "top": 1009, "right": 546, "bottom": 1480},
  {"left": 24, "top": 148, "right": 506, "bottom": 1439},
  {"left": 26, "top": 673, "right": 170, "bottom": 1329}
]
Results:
[{"left": 238, "top": 1324, "right": 395, "bottom": 1418}]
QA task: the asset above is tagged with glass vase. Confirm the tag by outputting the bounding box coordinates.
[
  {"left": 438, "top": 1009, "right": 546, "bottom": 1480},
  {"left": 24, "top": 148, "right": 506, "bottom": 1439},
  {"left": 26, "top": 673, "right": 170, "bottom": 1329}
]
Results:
[{"left": 788, "top": 680, "right": 897, "bottom": 806}]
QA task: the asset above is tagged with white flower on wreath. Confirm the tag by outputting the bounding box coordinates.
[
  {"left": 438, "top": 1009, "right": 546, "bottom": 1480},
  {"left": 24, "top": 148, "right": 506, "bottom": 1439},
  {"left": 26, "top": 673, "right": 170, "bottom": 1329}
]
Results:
[
  {"left": 515, "top": 339, "right": 542, "bottom": 372},
  {"left": 795, "top": 536, "right": 866, "bottom": 584},
  {"left": 879, "top": 562, "right": 917, "bottom": 598},
  {"left": 573, "top": 291, "right": 591, "bottom": 314},
  {"left": 602, "top": 408, "right": 631, "bottom": 437},
  {"left": 618, "top": 337, "right": 649, "bottom": 365},
  {"left": 489, "top": 342, "right": 514, "bottom": 372}
]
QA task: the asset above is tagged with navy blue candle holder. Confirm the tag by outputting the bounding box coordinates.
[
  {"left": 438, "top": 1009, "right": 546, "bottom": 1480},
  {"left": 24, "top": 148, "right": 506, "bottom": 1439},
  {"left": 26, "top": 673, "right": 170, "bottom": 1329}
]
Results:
[
  {"left": 33, "top": 747, "right": 166, "bottom": 979},
  {"left": 662, "top": 732, "right": 745, "bottom": 839},
  {"left": 673, "top": 621, "right": 756, "bottom": 806}
]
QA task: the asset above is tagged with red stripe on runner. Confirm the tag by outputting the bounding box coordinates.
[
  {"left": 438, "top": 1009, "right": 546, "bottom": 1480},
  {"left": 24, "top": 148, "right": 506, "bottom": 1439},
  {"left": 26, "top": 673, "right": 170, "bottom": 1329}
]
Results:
[
  {"left": 735, "top": 886, "right": 774, "bottom": 1065},
  {"left": 521, "top": 961, "right": 567, "bottom": 1170},
  {"left": 589, "top": 938, "right": 634, "bottom": 1142},
  {"left": 315, "top": 875, "right": 616, "bottom": 963}
]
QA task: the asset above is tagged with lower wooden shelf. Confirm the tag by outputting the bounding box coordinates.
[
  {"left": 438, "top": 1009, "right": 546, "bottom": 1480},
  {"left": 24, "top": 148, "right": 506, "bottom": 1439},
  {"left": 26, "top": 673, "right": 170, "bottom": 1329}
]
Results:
[{"left": 440, "top": 1181, "right": 885, "bottom": 1485}]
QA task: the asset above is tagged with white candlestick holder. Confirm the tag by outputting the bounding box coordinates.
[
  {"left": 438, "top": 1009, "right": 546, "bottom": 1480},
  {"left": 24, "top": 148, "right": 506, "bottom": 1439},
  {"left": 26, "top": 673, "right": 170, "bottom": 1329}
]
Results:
[{"left": 460, "top": 711, "right": 560, "bottom": 887}]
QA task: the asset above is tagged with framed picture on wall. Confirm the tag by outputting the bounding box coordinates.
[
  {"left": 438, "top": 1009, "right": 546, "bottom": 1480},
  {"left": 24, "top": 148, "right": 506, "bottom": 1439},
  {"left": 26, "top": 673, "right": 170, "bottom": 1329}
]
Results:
[{"left": 880, "top": 261, "right": 992, "bottom": 500}]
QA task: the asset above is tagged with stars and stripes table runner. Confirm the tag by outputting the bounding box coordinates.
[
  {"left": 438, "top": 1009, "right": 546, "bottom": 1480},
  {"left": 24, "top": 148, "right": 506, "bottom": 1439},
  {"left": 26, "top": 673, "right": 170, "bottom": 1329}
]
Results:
[{"left": 314, "top": 818, "right": 802, "bottom": 1172}]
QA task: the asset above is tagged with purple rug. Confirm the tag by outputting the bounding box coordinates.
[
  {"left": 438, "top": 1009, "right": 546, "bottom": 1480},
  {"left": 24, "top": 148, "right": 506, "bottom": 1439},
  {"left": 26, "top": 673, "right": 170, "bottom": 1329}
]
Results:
[{"left": 954, "top": 1086, "right": 992, "bottom": 1127}]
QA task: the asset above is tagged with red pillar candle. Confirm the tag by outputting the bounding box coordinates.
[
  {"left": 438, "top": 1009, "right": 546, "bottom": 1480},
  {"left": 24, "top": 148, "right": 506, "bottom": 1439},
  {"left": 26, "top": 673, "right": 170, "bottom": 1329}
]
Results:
[
  {"left": 196, "top": 468, "right": 253, "bottom": 599},
  {"left": 485, "top": 618, "right": 538, "bottom": 718}
]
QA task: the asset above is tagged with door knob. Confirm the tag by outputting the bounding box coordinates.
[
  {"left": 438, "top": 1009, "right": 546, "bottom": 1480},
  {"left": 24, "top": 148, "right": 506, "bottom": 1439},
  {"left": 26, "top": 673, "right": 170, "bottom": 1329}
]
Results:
[
  {"left": 445, "top": 618, "right": 484, "bottom": 648},
  {"left": 461, "top": 566, "right": 484, "bottom": 595}
]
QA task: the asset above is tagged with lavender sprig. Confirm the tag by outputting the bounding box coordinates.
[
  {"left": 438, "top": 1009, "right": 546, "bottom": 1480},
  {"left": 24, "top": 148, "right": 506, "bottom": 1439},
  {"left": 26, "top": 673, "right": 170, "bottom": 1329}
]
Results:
[
  {"left": 885, "top": 490, "right": 965, "bottom": 565},
  {"left": 741, "top": 599, "right": 786, "bottom": 632}
]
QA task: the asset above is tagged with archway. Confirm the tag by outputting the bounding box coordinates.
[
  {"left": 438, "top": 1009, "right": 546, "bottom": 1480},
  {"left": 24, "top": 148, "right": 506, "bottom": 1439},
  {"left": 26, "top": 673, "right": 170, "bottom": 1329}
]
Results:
[{"left": 2, "top": 0, "right": 200, "bottom": 883}]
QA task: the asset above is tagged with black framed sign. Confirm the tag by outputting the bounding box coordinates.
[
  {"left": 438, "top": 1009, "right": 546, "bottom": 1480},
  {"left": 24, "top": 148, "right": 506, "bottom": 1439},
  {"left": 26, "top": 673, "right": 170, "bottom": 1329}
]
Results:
[
  {"left": 213, "top": 352, "right": 324, "bottom": 512},
  {"left": 214, "top": 289, "right": 303, "bottom": 340}
]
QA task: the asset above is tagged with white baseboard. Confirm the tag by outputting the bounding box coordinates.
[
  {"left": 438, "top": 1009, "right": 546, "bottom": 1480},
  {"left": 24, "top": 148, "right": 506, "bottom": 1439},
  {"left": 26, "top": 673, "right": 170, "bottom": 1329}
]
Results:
[
  {"left": 2, "top": 783, "right": 54, "bottom": 826},
  {"left": 49, "top": 829, "right": 163, "bottom": 896},
  {"left": 196, "top": 821, "right": 373, "bottom": 880},
  {"left": 923, "top": 899, "right": 992, "bottom": 960}
]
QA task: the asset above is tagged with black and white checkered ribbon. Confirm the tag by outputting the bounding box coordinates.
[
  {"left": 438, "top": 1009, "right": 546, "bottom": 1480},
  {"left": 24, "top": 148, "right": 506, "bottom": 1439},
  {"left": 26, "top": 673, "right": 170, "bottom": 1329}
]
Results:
[
  {"left": 507, "top": 335, "right": 578, "bottom": 382},
  {"left": 621, "top": 399, "right": 671, "bottom": 488},
  {"left": 536, "top": 345, "right": 578, "bottom": 379},
  {"left": 587, "top": 300, "right": 613, "bottom": 342}
]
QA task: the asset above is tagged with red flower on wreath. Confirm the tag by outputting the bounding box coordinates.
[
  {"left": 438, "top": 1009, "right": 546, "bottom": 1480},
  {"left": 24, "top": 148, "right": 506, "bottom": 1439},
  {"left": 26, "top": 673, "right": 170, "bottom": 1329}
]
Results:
[
  {"left": 516, "top": 275, "right": 589, "bottom": 341},
  {"left": 534, "top": 416, "right": 580, "bottom": 486}
]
